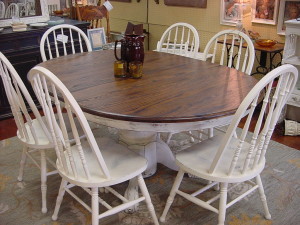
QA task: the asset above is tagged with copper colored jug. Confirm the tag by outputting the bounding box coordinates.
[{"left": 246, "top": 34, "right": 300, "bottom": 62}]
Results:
[{"left": 114, "top": 35, "right": 145, "bottom": 67}]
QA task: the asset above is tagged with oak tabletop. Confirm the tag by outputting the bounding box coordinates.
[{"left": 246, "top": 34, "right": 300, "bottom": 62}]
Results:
[{"left": 37, "top": 50, "right": 258, "bottom": 123}]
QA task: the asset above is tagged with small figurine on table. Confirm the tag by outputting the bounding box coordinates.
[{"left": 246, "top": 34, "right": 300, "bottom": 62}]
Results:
[{"left": 248, "top": 30, "right": 261, "bottom": 40}]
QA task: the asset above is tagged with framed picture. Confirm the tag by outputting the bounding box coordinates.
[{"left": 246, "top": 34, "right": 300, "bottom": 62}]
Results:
[
  {"left": 164, "top": 0, "right": 207, "bottom": 8},
  {"left": 87, "top": 28, "right": 107, "bottom": 51},
  {"left": 277, "top": 0, "right": 300, "bottom": 35},
  {"left": 251, "top": 0, "right": 279, "bottom": 25},
  {"left": 110, "top": 0, "right": 131, "bottom": 2},
  {"left": 220, "top": 0, "right": 250, "bottom": 26}
]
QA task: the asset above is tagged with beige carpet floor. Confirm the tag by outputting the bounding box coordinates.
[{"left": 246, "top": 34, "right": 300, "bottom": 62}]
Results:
[{"left": 0, "top": 126, "right": 299, "bottom": 225}]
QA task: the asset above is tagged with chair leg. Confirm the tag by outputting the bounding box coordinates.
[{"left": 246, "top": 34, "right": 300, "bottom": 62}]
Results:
[
  {"left": 160, "top": 169, "right": 185, "bottom": 222},
  {"left": 188, "top": 131, "right": 195, "bottom": 143},
  {"left": 52, "top": 179, "right": 68, "bottom": 220},
  {"left": 256, "top": 175, "right": 271, "bottom": 219},
  {"left": 137, "top": 174, "right": 159, "bottom": 225},
  {"left": 91, "top": 187, "right": 99, "bottom": 225},
  {"left": 40, "top": 150, "right": 47, "bottom": 213},
  {"left": 208, "top": 128, "right": 214, "bottom": 138},
  {"left": 165, "top": 132, "right": 173, "bottom": 144},
  {"left": 17, "top": 146, "right": 28, "bottom": 181},
  {"left": 218, "top": 182, "right": 228, "bottom": 225}
]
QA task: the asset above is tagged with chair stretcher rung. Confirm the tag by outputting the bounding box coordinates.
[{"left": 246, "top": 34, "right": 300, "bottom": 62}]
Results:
[
  {"left": 206, "top": 182, "right": 242, "bottom": 205},
  {"left": 65, "top": 188, "right": 92, "bottom": 212},
  {"left": 82, "top": 187, "right": 112, "bottom": 210},
  {"left": 177, "top": 190, "right": 218, "bottom": 213},
  {"left": 26, "top": 153, "right": 40, "bottom": 169},
  {"left": 227, "top": 185, "right": 258, "bottom": 208},
  {"left": 46, "top": 170, "right": 58, "bottom": 176},
  {"left": 105, "top": 186, "right": 129, "bottom": 203},
  {"left": 191, "top": 181, "right": 218, "bottom": 197},
  {"left": 98, "top": 197, "right": 145, "bottom": 220}
]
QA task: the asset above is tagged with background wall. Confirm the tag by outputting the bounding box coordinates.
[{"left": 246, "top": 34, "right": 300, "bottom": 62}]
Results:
[{"left": 109, "top": 0, "right": 285, "bottom": 52}]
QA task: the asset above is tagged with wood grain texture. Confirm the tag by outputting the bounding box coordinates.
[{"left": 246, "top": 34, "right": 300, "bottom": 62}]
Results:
[{"left": 37, "top": 51, "right": 257, "bottom": 123}]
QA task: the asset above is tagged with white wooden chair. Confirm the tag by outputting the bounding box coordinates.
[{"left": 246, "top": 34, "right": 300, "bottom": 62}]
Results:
[
  {"left": 0, "top": 52, "right": 55, "bottom": 213},
  {"left": 40, "top": 24, "right": 92, "bottom": 62},
  {"left": 28, "top": 66, "right": 160, "bottom": 225},
  {"left": 47, "top": 0, "right": 60, "bottom": 15},
  {"left": 5, "top": 3, "right": 19, "bottom": 18},
  {"left": 203, "top": 29, "right": 255, "bottom": 75},
  {"left": 156, "top": 22, "right": 201, "bottom": 144},
  {"left": 181, "top": 29, "right": 256, "bottom": 144},
  {"left": 26, "top": 0, "right": 35, "bottom": 16},
  {"left": 156, "top": 22, "right": 201, "bottom": 59},
  {"left": 160, "top": 64, "right": 298, "bottom": 225},
  {"left": 24, "top": 1, "right": 32, "bottom": 16},
  {"left": 0, "top": 1, "right": 5, "bottom": 19},
  {"left": 17, "top": 3, "right": 26, "bottom": 17}
]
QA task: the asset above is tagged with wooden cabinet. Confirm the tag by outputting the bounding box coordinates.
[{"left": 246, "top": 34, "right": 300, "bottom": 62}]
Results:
[
  {"left": 282, "top": 19, "right": 300, "bottom": 121},
  {"left": 0, "top": 18, "right": 90, "bottom": 119}
]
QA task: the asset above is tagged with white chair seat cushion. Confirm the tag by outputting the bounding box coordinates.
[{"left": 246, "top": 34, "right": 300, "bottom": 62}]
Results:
[
  {"left": 176, "top": 135, "right": 265, "bottom": 183},
  {"left": 58, "top": 137, "right": 147, "bottom": 187}
]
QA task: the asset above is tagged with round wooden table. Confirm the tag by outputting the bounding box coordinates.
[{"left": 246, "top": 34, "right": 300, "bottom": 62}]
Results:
[
  {"left": 37, "top": 50, "right": 257, "bottom": 172},
  {"left": 36, "top": 50, "right": 257, "bottom": 211}
]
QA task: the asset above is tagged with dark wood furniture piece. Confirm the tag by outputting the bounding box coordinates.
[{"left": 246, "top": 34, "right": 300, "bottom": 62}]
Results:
[
  {"left": 252, "top": 42, "right": 284, "bottom": 76},
  {"left": 0, "top": 18, "right": 90, "bottom": 119}
]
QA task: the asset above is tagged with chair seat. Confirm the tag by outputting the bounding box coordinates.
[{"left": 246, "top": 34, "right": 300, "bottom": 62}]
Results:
[
  {"left": 17, "top": 114, "right": 85, "bottom": 148},
  {"left": 176, "top": 134, "right": 265, "bottom": 183},
  {"left": 58, "top": 137, "right": 148, "bottom": 187},
  {"left": 17, "top": 118, "right": 53, "bottom": 148},
  {"left": 155, "top": 48, "right": 213, "bottom": 61}
]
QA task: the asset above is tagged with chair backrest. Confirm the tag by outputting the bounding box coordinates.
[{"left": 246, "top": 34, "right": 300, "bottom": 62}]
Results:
[
  {"left": 24, "top": 1, "right": 32, "bottom": 16},
  {"left": 5, "top": 3, "right": 19, "bottom": 18},
  {"left": 87, "top": 0, "right": 98, "bottom": 6},
  {"left": 156, "top": 22, "right": 200, "bottom": 58},
  {"left": 47, "top": 0, "right": 60, "bottom": 14},
  {"left": 40, "top": 24, "right": 92, "bottom": 62},
  {"left": 76, "top": 4, "right": 111, "bottom": 39},
  {"left": 28, "top": 66, "right": 110, "bottom": 180},
  {"left": 0, "top": 1, "right": 5, "bottom": 19},
  {"left": 203, "top": 30, "right": 255, "bottom": 75},
  {"left": 0, "top": 52, "right": 52, "bottom": 145},
  {"left": 209, "top": 64, "right": 298, "bottom": 178},
  {"left": 17, "top": 3, "right": 25, "bottom": 17}
]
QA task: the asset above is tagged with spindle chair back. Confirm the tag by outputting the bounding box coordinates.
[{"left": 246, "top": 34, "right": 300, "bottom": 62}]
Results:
[
  {"left": 156, "top": 22, "right": 200, "bottom": 59},
  {"left": 160, "top": 64, "right": 298, "bottom": 225},
  {"left": 0, "top": 1, "right": 5, "bottom": 18},
  {"left": 5, "top": 3, "right": 18, "bottom": 18},
  {"left": 0, "top": 52, "right": 55, "bottom": 214},
  {"left": 203, "top": 29, "right": 255, "bottom": 75},
  {"left": 76, "top": 4, "right": 111, "bottom": 41},
  {"left": 40, "top": 24, "right": 92, "bottom": 62},
  {"left": 24, "top": 1, "right": 32, "bottom": 16},
  {"left": 28, "top": 66, "right": 159, "bottom": 225}
]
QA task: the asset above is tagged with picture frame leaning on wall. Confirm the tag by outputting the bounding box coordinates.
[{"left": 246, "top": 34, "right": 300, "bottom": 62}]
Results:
[
  {"left": 277, "top": 0, "right": 300, "bottom": 35},
  {"left": 87, "top": 27, "right": 107, "bottom": 51},
  {"left": 220, "top": 0, "right": 251, "bottom": 26},
  {"left": 220, "top": 0, "right": 240, "bottom": 26},
  {"left": 251, "top": 0, "right": 279, "bottom": 25}
]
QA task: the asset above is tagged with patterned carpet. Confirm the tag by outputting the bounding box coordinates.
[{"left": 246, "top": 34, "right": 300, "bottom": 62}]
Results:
[{"left": 0, "top": 126, "right": 299, "bottom": 225}]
